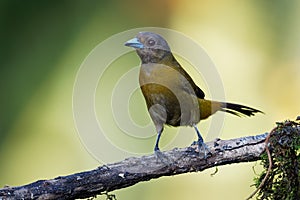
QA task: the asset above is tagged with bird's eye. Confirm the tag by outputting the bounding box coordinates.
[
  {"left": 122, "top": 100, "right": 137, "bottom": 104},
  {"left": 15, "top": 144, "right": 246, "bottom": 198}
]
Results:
[{"left": 147, "top": 39, "right": 155, "bottom": 46}]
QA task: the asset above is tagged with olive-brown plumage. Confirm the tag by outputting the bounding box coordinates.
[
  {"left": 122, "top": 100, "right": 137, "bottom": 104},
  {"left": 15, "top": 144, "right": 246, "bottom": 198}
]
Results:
[{"left": 125, "top": 32, "right": 262, "bottom": 156}]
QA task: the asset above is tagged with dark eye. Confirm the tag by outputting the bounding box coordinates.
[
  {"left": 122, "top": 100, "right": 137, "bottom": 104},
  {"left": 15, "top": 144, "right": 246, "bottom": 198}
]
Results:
[{"left": 147, "top": 39, "right": 155, "bottom": 46}]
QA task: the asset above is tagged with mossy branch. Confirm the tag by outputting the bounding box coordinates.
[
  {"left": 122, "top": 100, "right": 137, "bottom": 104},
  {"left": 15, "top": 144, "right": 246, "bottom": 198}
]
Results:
[
  {"left": 250, "top": 120, "right": 300, "bottom": 199},
  {"left": 0, "top": 119, "right": 299, "bottom": 200}
]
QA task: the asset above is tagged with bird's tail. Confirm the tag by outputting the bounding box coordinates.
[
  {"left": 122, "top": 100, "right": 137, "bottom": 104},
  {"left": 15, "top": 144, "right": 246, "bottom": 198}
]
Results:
[
  {"left": 219, "top": 102, "right": 263, "bottom": 117},
  {"left": 198, "top": 99, "right": 263, "bottom": 119}
]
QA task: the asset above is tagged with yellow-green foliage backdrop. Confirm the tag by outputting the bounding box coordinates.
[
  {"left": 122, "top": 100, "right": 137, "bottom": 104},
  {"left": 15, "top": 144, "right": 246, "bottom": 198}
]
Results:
[{"left": 1, "top": 1, "right": 299, "bottom": 199}]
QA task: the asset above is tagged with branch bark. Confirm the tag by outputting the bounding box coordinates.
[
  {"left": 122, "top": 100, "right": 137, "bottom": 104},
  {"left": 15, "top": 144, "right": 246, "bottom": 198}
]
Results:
[{"left": 0, "top": 132, "right": 269, "bottom": 200}]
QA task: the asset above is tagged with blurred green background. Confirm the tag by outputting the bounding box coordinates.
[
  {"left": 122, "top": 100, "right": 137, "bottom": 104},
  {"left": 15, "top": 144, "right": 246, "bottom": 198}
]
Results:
[{"left": 1, "top": 0, "right": 299, "bottom": 199}]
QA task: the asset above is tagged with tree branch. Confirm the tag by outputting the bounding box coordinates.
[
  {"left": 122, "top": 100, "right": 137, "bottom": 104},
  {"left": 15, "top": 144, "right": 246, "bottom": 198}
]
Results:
[{"left": 0, "top": 132, "right": 270, "bottom": 200}]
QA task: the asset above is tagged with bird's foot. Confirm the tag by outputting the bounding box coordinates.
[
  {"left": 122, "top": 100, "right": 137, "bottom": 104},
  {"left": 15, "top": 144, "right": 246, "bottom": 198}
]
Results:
[
  {"left": 197, "top": 140, "right": 211, "bottom": 159},
  {"left": 154, "top": 149, "right": 172, "bottom": 166}
]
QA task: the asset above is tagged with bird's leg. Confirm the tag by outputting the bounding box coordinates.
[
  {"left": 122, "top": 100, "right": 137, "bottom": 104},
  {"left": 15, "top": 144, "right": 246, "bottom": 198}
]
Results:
[
  {"left": 154, "top": 129, "right": 172, "bottom": 165},
  {"left": 193, "top": 125, "right": 210, "bottom": 159},
  {"left": 154, "top": 129, "right": 162, "bottom": 152}
]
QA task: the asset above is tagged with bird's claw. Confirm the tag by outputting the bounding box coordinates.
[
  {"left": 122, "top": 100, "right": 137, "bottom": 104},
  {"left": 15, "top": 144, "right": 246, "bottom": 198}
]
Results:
[{"left": 197, "top": 140, "right": 211, "bottom": 159}]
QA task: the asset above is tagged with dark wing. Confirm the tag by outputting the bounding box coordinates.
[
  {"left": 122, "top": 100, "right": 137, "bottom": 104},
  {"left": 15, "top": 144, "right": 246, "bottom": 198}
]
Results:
[
  {"left": 173, "top": 59, "right": 205, "bottom": 99},
  {"left": 194, "top": 85, "right": 205, "bottom": 99}
]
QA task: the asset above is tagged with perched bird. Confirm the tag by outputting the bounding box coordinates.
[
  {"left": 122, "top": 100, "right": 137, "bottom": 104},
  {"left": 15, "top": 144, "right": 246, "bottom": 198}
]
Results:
[{"left": 125, "top": 32, "right": 262, "bottom": 158}]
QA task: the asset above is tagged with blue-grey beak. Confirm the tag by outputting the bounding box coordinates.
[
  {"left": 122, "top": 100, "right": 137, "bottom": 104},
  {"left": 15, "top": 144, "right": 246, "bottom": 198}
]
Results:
[{"left": 124, "top": 37, "right": 144, "bottom": 49}]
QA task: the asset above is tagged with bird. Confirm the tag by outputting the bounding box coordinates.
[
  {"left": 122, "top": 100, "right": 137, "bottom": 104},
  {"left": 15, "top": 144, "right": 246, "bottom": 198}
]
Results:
[{"left": 124, "top": 31, "right": 262, "bottom": 159}]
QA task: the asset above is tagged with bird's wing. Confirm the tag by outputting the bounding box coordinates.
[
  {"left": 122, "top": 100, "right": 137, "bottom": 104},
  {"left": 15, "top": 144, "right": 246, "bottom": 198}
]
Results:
[
  {"left": 194, "top": 85, "right": 205, "bottom": 99},
  {"left": 176, "top": 65, "right": 205, "bottom": 99}
]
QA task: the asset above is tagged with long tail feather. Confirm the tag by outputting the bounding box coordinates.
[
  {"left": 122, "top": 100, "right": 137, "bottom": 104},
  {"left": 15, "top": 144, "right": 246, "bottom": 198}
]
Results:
[{"left": 220, "top": 102, "right": 263, "bottom": 117}]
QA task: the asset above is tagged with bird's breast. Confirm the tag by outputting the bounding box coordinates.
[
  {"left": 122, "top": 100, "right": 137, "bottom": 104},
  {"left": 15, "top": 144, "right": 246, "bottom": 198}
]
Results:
[
  {"left": 139, "top": 63, "right": 201, "bottom": 126},
  {"left": 139, "top": 63, "right": 178, "bottom": 87}
]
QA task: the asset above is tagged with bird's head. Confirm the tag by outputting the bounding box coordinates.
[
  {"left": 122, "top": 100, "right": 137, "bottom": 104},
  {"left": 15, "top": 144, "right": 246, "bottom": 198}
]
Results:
[{"left": 125, "top": 32, "right": 172, "bottom": 64}]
